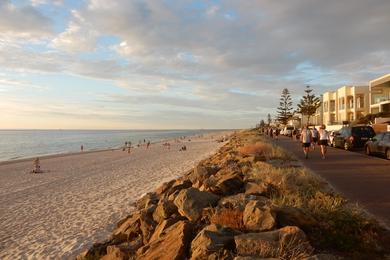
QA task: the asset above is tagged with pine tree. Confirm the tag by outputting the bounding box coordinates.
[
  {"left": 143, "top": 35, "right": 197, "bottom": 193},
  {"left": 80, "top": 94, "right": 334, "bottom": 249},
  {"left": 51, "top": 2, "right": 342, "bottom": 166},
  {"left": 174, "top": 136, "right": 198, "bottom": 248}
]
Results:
[
  {"left": 259, "top": 119, "right": 266, "bottom": 128},
  {"left": 267, "top": 113, "right": 272, "bottom": 126},
  {"left": 296, "top": 86, "right": 321, "bottom": 123},
  {"left": 276, "top": 88, "right": 293, "bottom": 125}
]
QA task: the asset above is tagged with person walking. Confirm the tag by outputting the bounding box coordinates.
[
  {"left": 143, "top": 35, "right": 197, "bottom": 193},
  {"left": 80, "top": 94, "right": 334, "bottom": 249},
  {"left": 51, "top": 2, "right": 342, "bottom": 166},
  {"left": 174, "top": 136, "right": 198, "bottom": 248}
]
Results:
[
  {"left": 318, "top": 124, "right": 329, "bottom": 159},
  {"left": 311, "top": 127, "right": 319, "bottom": 150},
  {"left": 300, "top": 125, "right": 312, "bottom": 159}
]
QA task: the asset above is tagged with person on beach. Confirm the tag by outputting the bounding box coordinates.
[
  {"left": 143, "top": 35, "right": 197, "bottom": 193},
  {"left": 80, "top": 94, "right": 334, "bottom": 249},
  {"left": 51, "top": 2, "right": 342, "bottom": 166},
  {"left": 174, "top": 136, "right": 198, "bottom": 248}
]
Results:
[
  {"left": 147, "top": 141, "right": 151, "bottom": 149},
  {"left": 300, "top": 125, "right": 312, "bottom": 159},
  {"left": 81, "top": 145, "right": 84, "bottom": 152},
  {"left": 318, "top": 124, "right": 329, "bottom": 159}
]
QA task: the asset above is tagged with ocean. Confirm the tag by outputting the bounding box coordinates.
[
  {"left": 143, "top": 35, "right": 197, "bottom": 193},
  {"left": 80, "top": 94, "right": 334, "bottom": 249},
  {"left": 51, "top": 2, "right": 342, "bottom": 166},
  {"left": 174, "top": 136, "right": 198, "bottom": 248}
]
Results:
[{"left": 0, "top": 129, "right": 227, "bottom": 162}]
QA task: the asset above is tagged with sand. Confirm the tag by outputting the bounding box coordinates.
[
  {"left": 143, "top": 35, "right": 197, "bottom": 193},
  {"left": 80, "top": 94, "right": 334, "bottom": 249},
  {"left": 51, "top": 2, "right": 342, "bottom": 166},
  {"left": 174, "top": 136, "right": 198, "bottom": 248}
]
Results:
[{"left": 0, "top": 132, "right": 231, "bottom": 259}]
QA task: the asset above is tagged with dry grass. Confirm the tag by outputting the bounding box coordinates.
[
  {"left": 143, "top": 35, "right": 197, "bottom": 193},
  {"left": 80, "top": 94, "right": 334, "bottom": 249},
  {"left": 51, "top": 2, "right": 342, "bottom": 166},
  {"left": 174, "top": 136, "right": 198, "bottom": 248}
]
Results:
[
  {"left": 277, "top": 233, "right": 314, "bottom": 260},
  {"left": 210, "top": 207, "right": 245, "bottom": 230},
  {"left": 238, "top": 142, "right": 272, "bottom": 157}
]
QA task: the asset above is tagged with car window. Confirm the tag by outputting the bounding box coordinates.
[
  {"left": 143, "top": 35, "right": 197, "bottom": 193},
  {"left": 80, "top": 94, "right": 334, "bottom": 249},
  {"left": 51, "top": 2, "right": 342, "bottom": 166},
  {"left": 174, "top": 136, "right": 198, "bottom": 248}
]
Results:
[
  {"left": 374, "top": 133, "right": 384, "bottom": 141},
  {"left": 383, "top": 133, "right": 390, "bottom": 141},
  {"left": 352, "top": 126, "right": 375, "bottom": 136}
]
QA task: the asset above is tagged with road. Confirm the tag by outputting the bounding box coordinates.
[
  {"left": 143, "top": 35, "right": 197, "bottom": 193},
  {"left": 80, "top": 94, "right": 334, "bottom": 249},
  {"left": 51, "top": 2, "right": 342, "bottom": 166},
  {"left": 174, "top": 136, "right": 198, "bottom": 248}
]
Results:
[{"left": 274, "top": 136, "right": 390, "bottom": 228}]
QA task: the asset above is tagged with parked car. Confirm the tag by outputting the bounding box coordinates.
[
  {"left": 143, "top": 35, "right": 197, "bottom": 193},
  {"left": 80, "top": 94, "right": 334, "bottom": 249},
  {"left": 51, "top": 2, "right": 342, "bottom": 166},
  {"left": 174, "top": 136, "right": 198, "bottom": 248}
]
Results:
[
  {"left": 328, "top": 130, "right": 338, "bottom": 147},
  {"left": 333, "top": 125, "right": 376, "bottom": 150},
  {"left": 364, "top": 132, "right": 390, "bottom": 160}
]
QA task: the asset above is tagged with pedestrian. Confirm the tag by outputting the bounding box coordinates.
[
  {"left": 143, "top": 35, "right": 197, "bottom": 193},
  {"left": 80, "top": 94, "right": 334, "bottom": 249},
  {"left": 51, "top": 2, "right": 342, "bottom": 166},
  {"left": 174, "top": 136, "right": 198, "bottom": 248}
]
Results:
[
  {"left": 270, "top": 128, "right": 274, "bottom": 139},
  {"left": 147, "top": 141, "right": 150, "bottom": 149},
  {"left": 300, "top": 125, "right": 312, "bottom": 159},
  {"left": 275, "top": 128, "right": 279, "bottom": 140},
  {"left": 81, "top": 145, "right": 84, "bottom": 152},
  {"left": 318, "top": 124, "right": 329, "bottom": 159},
  {"left": 311, "top": 127, "right": 319, "bottom": 150}
]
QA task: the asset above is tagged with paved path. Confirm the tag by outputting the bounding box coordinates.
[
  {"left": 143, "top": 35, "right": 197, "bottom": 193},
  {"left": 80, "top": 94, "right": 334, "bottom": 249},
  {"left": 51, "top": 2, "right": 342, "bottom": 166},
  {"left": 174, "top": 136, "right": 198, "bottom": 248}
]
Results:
[{"left": 274, "top": 136, "right": 390, "bottom": 228}]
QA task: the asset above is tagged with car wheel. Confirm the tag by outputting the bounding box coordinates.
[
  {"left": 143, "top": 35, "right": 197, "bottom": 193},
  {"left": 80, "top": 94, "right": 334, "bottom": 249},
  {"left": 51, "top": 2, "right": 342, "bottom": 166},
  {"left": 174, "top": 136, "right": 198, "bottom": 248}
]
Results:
[
  {"left": 386, "top": 149, "right": 390, "bottom": 160},
  {"left": 365, "top": 146, "right": 371, "bottom": 156},
  {"left": 344, "top": 142, "right": 350, "bottom": 151}
]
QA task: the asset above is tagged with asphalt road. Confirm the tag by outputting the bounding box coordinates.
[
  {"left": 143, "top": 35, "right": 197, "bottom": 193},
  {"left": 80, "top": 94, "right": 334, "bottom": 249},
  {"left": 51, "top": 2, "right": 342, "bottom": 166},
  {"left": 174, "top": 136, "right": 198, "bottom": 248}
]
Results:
[{"left": 274, "top": 136, "right": 390, "bottom": 228}]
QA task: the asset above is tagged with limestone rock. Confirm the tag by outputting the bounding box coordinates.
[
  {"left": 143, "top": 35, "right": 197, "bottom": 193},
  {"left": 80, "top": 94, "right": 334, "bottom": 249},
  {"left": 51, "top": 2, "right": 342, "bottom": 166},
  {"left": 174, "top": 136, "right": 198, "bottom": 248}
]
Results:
[
  {"left": 218, "top": 193, "right": 270, "bottom": 211},
  {"left": 212, "top": 173, "right": 244, "bottom": 195},
  {"left": 235, "top": 226, "right": 312, "bottom": 258},
  {"left": 190, "top": 224, "right": 235, "bottom": 259},
  {"left": 140, "top": 209, "right": 157, "bottom": 244},
  {"left": 156, "top": 180, "right": 176, "bottom": 197},
  {"left": 138, "top": 221, "right": 194, "bottom": 260},
  {"left": 273, "top": 206, "right": 317, "bottom": 231},
  {"left": 112, "top": 212, "right": 141, "bottom": 243},
  {"left": 243, "top": 200, "right": 276, "bottom": 232},
  {"left": 174, "top": 188, "right": 220, "bottom": 221},
  {"left": 101, "top": 245, "right": 128, "bottom": 260},
  {"left": 136, "top": 192, "right": 158, "bottom": 210},
  {"left": 245, "top": 182, "right": 270, "bottom": 196},
  {"left": 149, "top": 216, "right": 184, "bottom": 243},
  {"left": 152, "top": 199, "right": 178, "bottom": 223}
]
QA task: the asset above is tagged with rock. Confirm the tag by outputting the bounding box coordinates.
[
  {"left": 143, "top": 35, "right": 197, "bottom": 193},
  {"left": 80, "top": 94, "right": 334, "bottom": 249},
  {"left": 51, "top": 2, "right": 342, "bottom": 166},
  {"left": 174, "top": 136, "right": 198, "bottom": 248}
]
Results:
[
  {"left": 245, "top": 182, "right": 270, "bottom": 196},
  {"left": 273, "top": 206, "right": 317, "bottom": 231},
  {"left": 174, "top": 188, "right": 220, "bottom": 221},
  {"left": 156, "top": 180, "right": 176, "bottom": 197},
  {"left": 234, "top": 226, "right": 312, "bottom": 258},
  {"left": 212, "top": 173, "right": 245, "bottom": 195},
  {"left": 140, "top": 209, "right": 157, "bottom": 244},
  {"left": 163, "top": 179, "right": 193, "bottom": 200},
  {"left": 136, "top": 192, "right": 158, "bottom": 210},
  {"left": 112, "top": 212, "right": 142, "bottom": 243},
  {"left": 138, "top": 221, "right": 194, "bottom": 260},
  {"left": 218, "top": 193, "right": 270, "bottom": 211},
  {"left": 149, "top": 216, "right": 184, "bottom": 243},
  {"left": 153, "top": 199, "right": 178, "bottom": 223},
  {"left": 243, "top": 200, "right": 276, "bottom": 232},
  {"left": 101, "top": 245, "right": 128, "bottom": 260},
  {"left": 190, "top": 224, "right": 236, "bottom": 259}
]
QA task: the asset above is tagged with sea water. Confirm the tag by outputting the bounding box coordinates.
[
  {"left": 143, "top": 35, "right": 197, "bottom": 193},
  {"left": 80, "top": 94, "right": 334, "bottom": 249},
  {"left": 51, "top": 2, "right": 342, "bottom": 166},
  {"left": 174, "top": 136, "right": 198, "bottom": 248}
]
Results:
[{"left": 0, "top": 129, "right": 226, "bottom": 162}]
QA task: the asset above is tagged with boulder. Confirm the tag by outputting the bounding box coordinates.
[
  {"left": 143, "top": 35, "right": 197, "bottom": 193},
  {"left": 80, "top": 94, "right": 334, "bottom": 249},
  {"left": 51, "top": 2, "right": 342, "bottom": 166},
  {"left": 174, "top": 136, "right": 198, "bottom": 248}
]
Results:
[
  {"left": 190, "top": 224, "right": 235, "bottom": 259},
  {"left": 156, "top": 180, "right": 176, "bottom": 197},
  {"left": 234, "top": 226, "right": 312, "bottom": 258},
  {"left": 218, "top": 193, "right": 270, "bottom": 211},
  {"left": 174, "top": 188, "right": 220, "bottom": 221},
  {"left": 163, "top": 179, "right": 193, "bottom": 200},
  {"left": 149, "top": 216, "right": 184, "bottom": 243},
  {"left": 140, "top": 209, "right": 157, "bottom": 244},
  {"left": 112, "top": 212, "right": 141, "bottom": 243},
  {"left": 272, "top": 206, "right": 317, "bottom": 231},
  {"left": 101, "top": 246, "right": 128, "bottom": 260},
  {"left": 212, "top": 173, "right": 244, "bottom": 195},
  {"left": 245, "top": 182, "right": 270, "bottom": 196},
  {"left": 243, "top": 200, "right": 276, "bottom": 232},
  {"left": 138, "top": 221, "right": 194, "bottom": 260},
  {"left": 136, "top": 192, "right": 158, "bottom": 210},
  {"left": 152, "top": 199, "right": 178, "bottom": 223}
]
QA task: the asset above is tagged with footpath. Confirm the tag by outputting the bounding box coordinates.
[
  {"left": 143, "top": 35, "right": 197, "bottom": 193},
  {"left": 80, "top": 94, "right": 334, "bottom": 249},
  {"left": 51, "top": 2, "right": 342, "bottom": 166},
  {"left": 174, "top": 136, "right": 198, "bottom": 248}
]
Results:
[{"left": 274, "top": 136, "right": 390, "bottom": 228}]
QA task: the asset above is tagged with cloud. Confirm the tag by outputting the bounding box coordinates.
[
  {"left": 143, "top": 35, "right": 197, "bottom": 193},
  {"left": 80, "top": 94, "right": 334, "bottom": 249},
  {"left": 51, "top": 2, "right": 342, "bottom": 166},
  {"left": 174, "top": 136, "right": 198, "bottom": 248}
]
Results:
[{"left": 0, "top": 1, "right": 53, "bottom": 39}]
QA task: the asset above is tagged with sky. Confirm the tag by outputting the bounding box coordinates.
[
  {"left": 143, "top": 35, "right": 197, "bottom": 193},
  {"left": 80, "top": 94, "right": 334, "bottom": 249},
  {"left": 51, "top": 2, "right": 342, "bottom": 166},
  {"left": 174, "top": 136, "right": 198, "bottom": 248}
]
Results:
[{"left": 0, "top": 0, "right": 389, "bottom": 129}]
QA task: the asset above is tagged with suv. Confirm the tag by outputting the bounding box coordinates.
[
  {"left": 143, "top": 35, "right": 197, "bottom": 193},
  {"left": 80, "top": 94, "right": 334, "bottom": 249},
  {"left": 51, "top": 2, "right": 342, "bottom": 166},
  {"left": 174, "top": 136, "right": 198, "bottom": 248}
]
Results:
[
  {"left": 283, "top": 126, "right": 295, "bottom": 137},
  {"left": 333, "top": 125, "right": 375, "bottom": 150}
]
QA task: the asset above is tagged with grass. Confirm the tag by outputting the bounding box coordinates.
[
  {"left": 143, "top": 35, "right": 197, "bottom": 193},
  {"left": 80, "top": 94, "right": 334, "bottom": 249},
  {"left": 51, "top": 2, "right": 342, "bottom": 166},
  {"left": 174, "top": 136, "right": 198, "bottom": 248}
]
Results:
[{"left": 240, "top": 129, "right": 389, "bottom": 258}]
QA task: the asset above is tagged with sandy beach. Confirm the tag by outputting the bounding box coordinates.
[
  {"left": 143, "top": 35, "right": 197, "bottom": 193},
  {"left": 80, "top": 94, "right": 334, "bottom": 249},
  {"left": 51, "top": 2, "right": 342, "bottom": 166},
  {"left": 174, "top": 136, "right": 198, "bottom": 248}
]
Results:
[{"left": 0, "top": 132, "right": 231, "bottom": 259}]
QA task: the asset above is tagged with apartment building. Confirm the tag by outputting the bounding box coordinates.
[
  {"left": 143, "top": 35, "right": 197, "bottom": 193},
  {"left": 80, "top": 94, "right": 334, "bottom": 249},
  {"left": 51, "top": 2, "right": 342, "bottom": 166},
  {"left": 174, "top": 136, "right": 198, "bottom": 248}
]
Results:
[
  {"left": 322, "top": 86, "right": 369, "bottom": 125},
  {"left": 369, "top": 73, "right": 390, "bottom": 114}
]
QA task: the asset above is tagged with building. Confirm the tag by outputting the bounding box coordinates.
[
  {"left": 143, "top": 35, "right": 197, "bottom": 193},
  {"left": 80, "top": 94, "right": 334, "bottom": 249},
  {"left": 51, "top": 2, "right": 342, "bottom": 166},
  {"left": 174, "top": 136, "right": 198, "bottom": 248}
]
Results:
[
  {"left": 322, "top": 85, "right": 369, "bottom": 125},
  {"left": 369, "top": 73, "right": 390, "bottom": 114}
]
